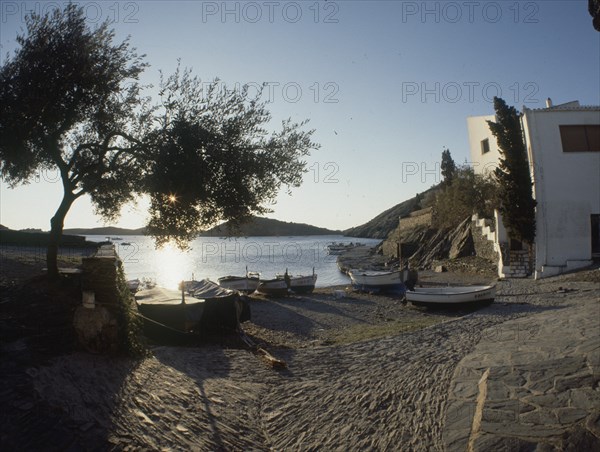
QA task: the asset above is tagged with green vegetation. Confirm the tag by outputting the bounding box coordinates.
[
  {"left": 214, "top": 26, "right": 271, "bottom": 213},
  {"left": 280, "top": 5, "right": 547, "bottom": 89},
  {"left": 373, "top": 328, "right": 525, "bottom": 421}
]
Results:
[
  {"left": 325, "top": 317, "right": 441, "bottom": 345},
  {"left": 115, "top": 263, "right": 147, "bottom": 357},
  {"left": 0, "top": 5, "right": 318, "bottom": 279},
  {"left": 487, "top": 97, "right": 536, "bottom": 245},
  {"left": 441, "top": 147, "right": 457, "bottom": 186},
  {"left": 430, "top": 165, "right": 497, "bottom": 229}
]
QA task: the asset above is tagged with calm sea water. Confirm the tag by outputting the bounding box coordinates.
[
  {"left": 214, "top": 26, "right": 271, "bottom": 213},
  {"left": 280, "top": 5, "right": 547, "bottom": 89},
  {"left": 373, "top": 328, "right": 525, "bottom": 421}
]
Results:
[{"left": 85, "top": 235, "right": 381, "bottom": 290}]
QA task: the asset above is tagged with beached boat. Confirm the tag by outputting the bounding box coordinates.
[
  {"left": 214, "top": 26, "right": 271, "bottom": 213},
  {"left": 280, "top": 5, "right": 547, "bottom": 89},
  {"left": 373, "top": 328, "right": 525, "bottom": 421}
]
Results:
[
  {"left": 256, "top": 278, "right": 289, "bottom": 297},
  {"left": 276, "top": 270, "right": 318, "bottom": 294},
  {"left": 126, "top": 278, "right": 141, "bottom": 293},
  {"left": 348, "top": 269, "right": 409, "bottom": 294},
  {"left": 136, "top": 279, "right": 251, "bottom": 342},
  {"left": 218, "top": 273, "right": 260, "bottom": 294},
  {"left": 405, "top": 285, "right": 496, "bottom": 306}
]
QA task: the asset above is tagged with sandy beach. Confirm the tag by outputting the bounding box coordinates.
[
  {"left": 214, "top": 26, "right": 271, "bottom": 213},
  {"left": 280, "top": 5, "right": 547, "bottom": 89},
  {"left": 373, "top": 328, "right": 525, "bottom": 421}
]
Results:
[{"left": 1, "top": 246, "right": 598, "bottom": 450}]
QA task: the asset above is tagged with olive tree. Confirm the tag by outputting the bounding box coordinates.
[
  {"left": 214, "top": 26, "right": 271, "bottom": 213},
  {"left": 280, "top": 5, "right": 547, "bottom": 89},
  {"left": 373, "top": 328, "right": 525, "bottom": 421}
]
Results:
[{"left": 0, "top": 5, "right": 318, "bottom": 279}]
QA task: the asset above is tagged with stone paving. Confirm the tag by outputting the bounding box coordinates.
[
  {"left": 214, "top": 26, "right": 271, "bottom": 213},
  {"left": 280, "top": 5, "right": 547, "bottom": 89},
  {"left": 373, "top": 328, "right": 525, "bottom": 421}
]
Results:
[
  {"left": 2, "top": 272, "right": 599, "bottom": 450},
  {"left": 444, "top": 298, "right": 600, "bottom": 451}
]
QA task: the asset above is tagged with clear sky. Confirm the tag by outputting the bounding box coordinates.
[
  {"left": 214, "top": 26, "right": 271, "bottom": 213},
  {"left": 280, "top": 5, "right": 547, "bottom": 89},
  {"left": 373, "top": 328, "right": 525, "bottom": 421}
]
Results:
[{"left": 1, "top": 0, "right": 599, "bottom": 232}]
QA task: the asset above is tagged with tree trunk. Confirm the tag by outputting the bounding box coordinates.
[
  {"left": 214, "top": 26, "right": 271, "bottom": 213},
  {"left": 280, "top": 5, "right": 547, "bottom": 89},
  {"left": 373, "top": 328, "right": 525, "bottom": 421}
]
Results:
[{"left": 46, "top": 193, "right": 76, "bottom": 280}]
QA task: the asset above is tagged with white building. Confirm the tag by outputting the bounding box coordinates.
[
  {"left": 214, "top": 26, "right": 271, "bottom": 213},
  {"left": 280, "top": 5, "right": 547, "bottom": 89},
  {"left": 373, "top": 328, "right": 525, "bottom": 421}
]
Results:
[{"left": 468, "top": 99, "right": 600, "bottom": 279}]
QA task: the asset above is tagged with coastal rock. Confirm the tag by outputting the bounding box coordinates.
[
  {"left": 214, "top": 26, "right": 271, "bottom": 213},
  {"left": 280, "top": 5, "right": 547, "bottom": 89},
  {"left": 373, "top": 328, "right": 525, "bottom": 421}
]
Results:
[
  {"left": 448, "top": 218, "right": 475, "bottom": 260},
  {"left": 404, "top": 217, "right": 475, "bottom": 270}
]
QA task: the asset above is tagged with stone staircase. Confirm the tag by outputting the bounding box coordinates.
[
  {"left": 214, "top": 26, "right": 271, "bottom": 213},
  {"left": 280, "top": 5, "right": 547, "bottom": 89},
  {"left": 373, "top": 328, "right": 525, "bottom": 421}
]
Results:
[{"left": 471, "top": 213, "right": 518, "bottom": 278}]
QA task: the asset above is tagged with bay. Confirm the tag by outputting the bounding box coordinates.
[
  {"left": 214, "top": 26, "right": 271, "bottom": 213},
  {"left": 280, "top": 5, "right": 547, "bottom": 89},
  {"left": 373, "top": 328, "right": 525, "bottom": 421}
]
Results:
[{"left": 85, "top": 235, "right": 380, "bottom": 290}]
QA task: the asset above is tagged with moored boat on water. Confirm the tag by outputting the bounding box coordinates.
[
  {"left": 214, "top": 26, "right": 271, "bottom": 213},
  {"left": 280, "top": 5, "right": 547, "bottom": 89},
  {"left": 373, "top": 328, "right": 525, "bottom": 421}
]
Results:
[
  {"left": 327, "top": 242, "right": 363, "bottom": 255},
  {"left": 406, "top": 285, "right": 496, "bottom": 307}
]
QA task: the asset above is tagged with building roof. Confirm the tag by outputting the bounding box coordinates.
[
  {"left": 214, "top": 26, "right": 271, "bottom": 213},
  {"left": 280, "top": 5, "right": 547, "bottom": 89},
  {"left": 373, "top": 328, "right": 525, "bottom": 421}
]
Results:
[{"left": 524, "top": 100, "right": 600, "bottom": 112}]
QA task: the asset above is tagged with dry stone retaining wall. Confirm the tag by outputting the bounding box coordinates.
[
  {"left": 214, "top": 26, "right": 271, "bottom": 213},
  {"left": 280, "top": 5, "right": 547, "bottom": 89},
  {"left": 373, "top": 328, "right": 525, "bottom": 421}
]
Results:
[{"left": 74, "top": 245, "right": 123, "bottom": 353}]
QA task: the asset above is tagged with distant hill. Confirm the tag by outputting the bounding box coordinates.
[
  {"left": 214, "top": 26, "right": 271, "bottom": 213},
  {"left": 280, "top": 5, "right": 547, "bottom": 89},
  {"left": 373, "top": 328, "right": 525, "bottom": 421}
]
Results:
[
  {"left": 63, "top": 226, "right": 146, "bottom": 236},
  {"left": 343, "top": 186, "right": 439, "bottom": 239},
  {"left": 63, "top": 218, "right": 339, "bottom": 237},
  {"left": 0, "top": 227, "right": 97, "bottom": 247},
  {"left": 200, "top": 216, "right": 341, "bottom": 237}
]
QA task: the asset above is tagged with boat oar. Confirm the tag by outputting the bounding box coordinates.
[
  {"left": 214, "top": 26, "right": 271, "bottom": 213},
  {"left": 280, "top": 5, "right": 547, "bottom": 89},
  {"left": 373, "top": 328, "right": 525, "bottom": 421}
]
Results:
[{"left": 238, "top": 328, "right": 287, "bottom": 370}]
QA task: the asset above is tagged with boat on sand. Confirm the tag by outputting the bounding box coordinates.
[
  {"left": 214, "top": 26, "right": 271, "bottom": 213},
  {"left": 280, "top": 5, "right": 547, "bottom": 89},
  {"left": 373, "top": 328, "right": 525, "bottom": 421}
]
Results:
[
  {"left": 405, "top": 285, "right": 496, "bottom": 306},
  {"left": 348, "top": 268, "right": 417, "bottom": 294},
  {"left": 256, "top": 278, "right": 289, "bottom": 297},
  {"left": 218, "top": 272, "right": 260, "bottom": 294},
  {"left": 136, "top": 279, "right": 250, "bottom": 342},
  {"left": 276, "top": 269, "right": 318, "bottom": 294}
]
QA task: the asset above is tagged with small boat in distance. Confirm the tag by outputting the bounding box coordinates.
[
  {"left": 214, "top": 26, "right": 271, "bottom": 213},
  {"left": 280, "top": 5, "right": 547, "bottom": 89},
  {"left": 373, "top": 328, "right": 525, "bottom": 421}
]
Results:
[
  {"left": 327, "top": 242, "right": 363, "bottom": 255},
  {"left": 406, "top": 285, "right": 496, "bottom": 307},
  {"left": 218, "top": 271, "right": 260, "bottom": 294},
  {"left": 111, "top": 237, "right": 123, "bottom": 241}
]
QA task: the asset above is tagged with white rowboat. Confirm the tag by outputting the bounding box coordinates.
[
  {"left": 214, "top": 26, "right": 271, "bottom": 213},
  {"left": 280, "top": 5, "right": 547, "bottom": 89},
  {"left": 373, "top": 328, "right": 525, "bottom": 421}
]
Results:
[
  {"left": 256, "top": 278, "right": 289, "bottom": 297},
  {"left": 348, "top": 269, "right": 406, "bottom": 293},
  {"left": 276, "top": 273, "right": 317, "bottom": 294},
  {"left": 218, "top": 274, "right": 260, "bottom": 294},
  {"left": 406, "top": 285, "right": 496, "bottom": 305}
]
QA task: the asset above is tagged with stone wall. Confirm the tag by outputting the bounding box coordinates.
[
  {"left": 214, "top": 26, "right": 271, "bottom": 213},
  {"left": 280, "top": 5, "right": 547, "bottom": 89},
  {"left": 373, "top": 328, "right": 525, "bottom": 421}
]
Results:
[
  {"left": 470, "top": 222, "right": 498, "bottom": 263},
  {"left": 503, "top": 249, "right": 534, "bottom": 278},
  {"left": 398, "top": 207, "right": 433, "bottom": 232},
  {"left": 73, "top": 245, "right": 123, "bottom": 353},
  {"left": 382, "top": 208, "right": 433, "bottom": 258}
]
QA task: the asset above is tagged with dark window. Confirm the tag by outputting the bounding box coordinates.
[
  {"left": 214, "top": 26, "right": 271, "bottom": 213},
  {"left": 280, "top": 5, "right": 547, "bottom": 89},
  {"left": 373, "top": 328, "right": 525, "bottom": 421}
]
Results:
[
  {"left": 560, "top": 125, "right": 600, "bottom": 152},
  {"left": 510, "top": 238, "right": 523, "bottom": 251},
  {"left": 592, "top": 214, "right": 600, "bottom": 258},
  {"left": 481, "top": 138, "right": 490, "bottom": 155}
]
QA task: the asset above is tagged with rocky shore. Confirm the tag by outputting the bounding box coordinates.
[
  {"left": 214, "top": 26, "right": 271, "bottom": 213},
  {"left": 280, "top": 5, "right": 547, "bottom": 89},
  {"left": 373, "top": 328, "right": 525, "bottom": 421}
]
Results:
[{"left": 1, "top": 247, "right": 598, "bottom": 450}]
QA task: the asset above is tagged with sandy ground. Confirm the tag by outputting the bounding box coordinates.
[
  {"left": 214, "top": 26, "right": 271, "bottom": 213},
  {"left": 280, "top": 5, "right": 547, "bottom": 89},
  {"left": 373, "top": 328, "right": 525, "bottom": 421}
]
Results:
[{"left": 1, "top": 246, "right": 598, "bottom": 450}]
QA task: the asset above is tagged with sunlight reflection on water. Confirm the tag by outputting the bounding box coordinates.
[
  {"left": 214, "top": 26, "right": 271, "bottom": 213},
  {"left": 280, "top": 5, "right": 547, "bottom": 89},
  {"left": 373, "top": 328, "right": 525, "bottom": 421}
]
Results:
[{"left": 86, "top": 235, "right": 381, "bottom": 290}]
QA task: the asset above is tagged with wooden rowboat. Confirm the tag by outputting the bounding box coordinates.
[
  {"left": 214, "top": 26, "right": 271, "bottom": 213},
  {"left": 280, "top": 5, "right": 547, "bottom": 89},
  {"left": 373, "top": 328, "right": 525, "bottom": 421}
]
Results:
[
  {"left": 218, "top": 273, "right": 260, "bottom": 294},
  {"left": 275, "top": 268, "right": 318, "bottom": 294},
  {"left": 256, "top": 278, "right": 289, "bottom": 297},
  {"left": 406, "top": 285, "right": 496, "bottom": 306},
  {"left": 348, "top": 269, "right": 407, "bottom": 294}
]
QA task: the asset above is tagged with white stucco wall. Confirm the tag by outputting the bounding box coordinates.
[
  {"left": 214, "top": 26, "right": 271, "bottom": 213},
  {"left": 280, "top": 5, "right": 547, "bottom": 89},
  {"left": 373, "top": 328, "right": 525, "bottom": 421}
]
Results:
[
  {"left": 466, "top": 115, "right": 501, "bottom": 175},
  {"left": 523, "top": 107, "right": 600, "bottom": 277}
]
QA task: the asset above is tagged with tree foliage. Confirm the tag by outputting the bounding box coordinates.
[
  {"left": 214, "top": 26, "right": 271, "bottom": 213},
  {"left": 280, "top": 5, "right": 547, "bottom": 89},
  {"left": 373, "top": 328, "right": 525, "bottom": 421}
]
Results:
[
  {"left": 440, "top": 147, "right": 456, "bottom": 186},
  {"left": 144, "top": 68, "right": 317, "bottom": 247},
  {"left": 590, "top": 0, "right": 600, "bottom": 31},
  {"left": 487, "top": 97, "right": 536, "bottom": 245},
  {"left": 0, "top": 5, "right": 319, "bottom": 277},
  {"left": 431, "top": 165, "right": 497, "bottom": 229}
]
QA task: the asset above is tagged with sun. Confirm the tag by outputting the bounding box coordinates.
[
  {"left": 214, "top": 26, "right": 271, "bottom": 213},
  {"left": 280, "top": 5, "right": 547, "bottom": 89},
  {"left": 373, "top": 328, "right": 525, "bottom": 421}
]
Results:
[{"left": 154, "top": 243, "right": 192, "bottom": 289}]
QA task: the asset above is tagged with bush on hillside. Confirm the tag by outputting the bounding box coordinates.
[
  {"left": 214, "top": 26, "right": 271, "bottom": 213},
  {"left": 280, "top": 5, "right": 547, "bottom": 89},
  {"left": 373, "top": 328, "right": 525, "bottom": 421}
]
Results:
[{"left": 430, "top": 165, "right": 497, "bottom": 229}]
